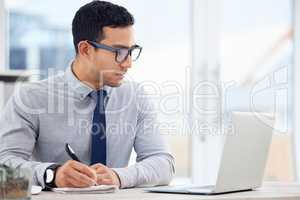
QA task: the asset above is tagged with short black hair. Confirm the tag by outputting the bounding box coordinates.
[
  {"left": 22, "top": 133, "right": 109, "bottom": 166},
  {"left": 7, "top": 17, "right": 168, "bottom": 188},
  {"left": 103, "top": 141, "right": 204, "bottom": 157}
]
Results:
[{"left": 72, "top": 1, "right": 134, "bottom": 54}]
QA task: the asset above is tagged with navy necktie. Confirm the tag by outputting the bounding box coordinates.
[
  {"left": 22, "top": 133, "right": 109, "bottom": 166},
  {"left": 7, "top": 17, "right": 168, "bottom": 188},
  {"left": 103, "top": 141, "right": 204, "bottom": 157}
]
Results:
[{"left": 90, "top": 89, "right": 107, "bottom": 165}]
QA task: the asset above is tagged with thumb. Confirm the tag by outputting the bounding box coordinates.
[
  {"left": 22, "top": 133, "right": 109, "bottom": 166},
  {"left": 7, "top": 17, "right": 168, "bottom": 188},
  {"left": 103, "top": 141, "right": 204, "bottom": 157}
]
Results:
[{"left": 90, "top": 163, "right": 105, "bottom": 169}]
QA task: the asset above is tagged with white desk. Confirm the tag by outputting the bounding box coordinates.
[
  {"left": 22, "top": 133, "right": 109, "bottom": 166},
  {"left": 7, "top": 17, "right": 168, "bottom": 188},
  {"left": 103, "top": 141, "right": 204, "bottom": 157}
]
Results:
[{"left": 32, "top": 182, "right": 300, "bottom": 200}]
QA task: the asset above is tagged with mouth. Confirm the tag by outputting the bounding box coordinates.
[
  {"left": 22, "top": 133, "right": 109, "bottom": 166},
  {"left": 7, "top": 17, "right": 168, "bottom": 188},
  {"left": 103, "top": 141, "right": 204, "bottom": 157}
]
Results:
[{"left": 115, "top": 72, "right": 125, "bottom": 79}]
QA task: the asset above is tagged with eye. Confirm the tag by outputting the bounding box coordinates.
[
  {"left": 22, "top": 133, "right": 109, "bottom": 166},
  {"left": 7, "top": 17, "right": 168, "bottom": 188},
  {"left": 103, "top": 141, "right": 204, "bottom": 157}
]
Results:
[
  {"left": 116, "top": 49, "right": 129, "bottom": 62},
  {"left": 118, "top": 49, "right": 129, "bottom": 58}
]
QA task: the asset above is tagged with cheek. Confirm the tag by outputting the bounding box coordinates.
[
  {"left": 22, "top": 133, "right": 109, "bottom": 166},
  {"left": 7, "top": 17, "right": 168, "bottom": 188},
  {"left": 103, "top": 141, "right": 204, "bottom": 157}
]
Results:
[
  {"left": 96, "top": 57, "right": 119, "bottom": 72},
  {"left": 104, "top": 73, "right": 117, "bottom": 81},
  {"left": 97, "top": 51, "right": 116, "bottom": 65}
]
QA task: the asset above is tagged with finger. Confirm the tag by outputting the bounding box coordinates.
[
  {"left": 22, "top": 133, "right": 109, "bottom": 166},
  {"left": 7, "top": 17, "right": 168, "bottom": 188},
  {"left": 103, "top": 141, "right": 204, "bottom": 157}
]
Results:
[
  {"left": 70, "top": 161, "right": 97, "bottom": 180},
  {"left": 90, "top": 163, "right": 108, "bottom": 174},
  {"left": 96, "top": 173, "right": 112, "bottom": 184},
  {"left": 99, "top": 178, "right": 114, "bottom": 185},
  {"left": 71, "top": 161, "right": 97, "bottom": 177},
  {"left": 94, "top": 167, "right": 107, "bottom": 174},
  {"left": 95, "top": 173, "right": 111, "bottom": 185},
  {"left": 90, "top": 163, "right": 105, "bottom": 169},
  {"left": 62, "top": 174, "right": 80, "bottom": 188},
  {"left": 66, "top": 168, "right": 97, "bottom": 186},
  {"left": 66, "top": 175, "right": 90, "bottom": 188},
  {"left": 96, "top": 173, "right": 111, "bottom": 180}
]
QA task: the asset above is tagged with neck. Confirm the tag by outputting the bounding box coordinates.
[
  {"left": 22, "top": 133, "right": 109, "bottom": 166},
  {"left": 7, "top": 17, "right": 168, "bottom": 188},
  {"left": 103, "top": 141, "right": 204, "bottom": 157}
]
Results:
[{"left": 71, "top": 58, "right": 104, "bottom": 90}]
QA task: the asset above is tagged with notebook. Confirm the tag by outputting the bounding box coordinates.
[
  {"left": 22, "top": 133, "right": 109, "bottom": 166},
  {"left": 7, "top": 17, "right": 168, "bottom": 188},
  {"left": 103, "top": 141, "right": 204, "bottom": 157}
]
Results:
[{"left": 52, "top": 185, "right": 118, "bottom": 194}]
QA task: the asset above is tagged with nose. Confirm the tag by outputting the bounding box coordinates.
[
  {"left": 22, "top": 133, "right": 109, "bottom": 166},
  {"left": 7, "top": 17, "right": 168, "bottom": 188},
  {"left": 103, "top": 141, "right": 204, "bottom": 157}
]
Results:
[{"left": 120, "top": 55, "right": 132, "bottom": 70}]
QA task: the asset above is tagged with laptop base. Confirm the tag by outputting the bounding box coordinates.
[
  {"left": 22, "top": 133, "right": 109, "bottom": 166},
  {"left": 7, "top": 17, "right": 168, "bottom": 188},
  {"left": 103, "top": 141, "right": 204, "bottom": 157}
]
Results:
[{"left": 145, "top": 185, "right": 253, "bottom": 195}]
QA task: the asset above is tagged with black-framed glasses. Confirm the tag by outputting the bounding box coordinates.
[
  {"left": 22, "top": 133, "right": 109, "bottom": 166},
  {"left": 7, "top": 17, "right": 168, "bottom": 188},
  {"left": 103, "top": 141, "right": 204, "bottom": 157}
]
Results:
[{"left": 87, "top": 40, "right": 142, "bottom": 63}]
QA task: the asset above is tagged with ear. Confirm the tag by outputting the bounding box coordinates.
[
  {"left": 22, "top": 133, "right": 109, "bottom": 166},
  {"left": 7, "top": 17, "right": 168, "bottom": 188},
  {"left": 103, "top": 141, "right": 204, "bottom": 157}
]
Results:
[{"left": 77, "top": 41, "right": 93, "bottom": 58}]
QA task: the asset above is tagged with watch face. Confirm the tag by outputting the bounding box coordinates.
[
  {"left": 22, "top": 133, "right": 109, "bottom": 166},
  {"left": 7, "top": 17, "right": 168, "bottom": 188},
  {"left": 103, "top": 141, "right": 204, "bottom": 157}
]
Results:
[{"left": 45, "top": 169, "right": 54, "bottom": 184}]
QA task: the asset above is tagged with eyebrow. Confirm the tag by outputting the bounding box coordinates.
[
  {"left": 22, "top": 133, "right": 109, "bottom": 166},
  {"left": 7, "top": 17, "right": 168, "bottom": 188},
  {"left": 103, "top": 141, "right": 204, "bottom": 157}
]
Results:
[{"left": 111, "top": 44, "right": 136, "bottom": 49}]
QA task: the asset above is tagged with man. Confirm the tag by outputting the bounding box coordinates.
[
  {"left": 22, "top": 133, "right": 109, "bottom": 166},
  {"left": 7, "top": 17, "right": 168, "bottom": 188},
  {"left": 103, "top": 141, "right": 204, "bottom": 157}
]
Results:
[{"left": 0, "top": 1, "right": 174, "bottom": 189}]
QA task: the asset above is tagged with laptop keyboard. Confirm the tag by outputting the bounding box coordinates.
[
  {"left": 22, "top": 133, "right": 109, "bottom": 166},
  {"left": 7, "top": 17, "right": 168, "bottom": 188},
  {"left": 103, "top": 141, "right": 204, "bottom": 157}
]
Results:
[{"left": 170, "top": 185, "right": 215, "bottom": 190}]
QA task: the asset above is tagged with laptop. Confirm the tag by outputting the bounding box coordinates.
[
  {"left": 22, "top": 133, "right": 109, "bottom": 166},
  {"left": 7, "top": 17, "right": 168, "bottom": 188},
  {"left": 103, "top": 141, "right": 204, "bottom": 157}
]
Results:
[{"left": 145, "top": 112, "right": 274, "bottom": 195}]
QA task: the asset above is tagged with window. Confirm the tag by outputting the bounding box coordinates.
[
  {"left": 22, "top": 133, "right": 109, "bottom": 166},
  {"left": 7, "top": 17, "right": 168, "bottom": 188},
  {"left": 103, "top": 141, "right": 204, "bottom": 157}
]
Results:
[
  {"left": 0, "top": 0, "right": 6, "bottom": 70},
  {"left": 6, "top": 1, "right": 74, "bottom": 78},
  {"left": 220, "top": 0, "right": 294, "bottom": 181}
]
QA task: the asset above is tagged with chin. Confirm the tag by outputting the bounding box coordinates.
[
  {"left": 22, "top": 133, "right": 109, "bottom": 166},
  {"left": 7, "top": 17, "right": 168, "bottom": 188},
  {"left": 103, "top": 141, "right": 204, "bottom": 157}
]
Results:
[{"left": 106, "top": 81, "right": 123, "bottom": 87}]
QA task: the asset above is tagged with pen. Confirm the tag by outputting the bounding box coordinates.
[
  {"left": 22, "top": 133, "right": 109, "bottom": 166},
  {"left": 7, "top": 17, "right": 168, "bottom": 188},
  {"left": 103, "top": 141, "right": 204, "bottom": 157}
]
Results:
[
  {"left": 65, "top": 143, "right": 81, "bottom": 162},
  {"left": 65, "top": 143, "right": 98, "bottom": 186}
]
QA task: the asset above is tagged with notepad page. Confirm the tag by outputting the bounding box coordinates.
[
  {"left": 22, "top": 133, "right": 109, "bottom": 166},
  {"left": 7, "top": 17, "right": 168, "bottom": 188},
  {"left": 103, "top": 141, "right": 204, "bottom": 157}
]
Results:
[{"left": 52, "top": 185, "right": 118, "bottom": 194}]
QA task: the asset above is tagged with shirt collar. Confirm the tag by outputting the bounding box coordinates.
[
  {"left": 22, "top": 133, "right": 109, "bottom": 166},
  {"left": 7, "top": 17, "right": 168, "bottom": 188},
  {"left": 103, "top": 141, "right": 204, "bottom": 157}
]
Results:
[{"left": 64, "top": 61, "right": 113, "bottom": 100}]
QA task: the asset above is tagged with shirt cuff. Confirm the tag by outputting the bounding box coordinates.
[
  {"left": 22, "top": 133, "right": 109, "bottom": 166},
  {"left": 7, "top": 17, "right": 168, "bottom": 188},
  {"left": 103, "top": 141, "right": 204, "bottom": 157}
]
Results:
[
  {"left": 34, "top": 162, "right": 57, "bottom": 189},
  {"left": 112, "top": 167, "right": 137, "bottom": 189}
]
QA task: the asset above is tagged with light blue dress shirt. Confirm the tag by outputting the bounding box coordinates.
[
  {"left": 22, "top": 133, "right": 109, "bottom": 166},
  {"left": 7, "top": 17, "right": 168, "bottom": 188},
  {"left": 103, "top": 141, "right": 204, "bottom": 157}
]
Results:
[{"left": 0, "top": 64, "right": 175, "bottom": 188}]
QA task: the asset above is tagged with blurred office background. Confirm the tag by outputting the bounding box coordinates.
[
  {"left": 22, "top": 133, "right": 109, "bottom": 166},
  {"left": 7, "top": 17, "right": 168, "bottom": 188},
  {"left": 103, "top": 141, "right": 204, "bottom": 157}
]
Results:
[{"left": 0, "top": 0, "right": 299, "bottom": 185}]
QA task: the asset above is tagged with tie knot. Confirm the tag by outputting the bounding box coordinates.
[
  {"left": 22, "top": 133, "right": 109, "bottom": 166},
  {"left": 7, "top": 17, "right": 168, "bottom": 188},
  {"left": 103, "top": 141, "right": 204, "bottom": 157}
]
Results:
[
  {"left": 90, "top": 89, "right": 107, "bottom": 101},
  {"left": 96, "top": 89, "right": 107, "bottom": 98}
]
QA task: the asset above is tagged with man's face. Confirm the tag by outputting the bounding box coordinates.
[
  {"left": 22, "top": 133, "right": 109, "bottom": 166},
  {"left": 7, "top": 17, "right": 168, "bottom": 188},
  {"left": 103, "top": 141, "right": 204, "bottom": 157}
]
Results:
[{"left": 88, "top": 26, "right": 135, "bottom": 87}]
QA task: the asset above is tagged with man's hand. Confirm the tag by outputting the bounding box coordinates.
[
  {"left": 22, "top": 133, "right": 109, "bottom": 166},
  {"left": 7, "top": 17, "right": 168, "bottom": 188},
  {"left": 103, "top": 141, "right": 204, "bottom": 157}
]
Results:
[
  {"left": 55, "top": 160, "right": 98, "bottom": 188},
  {"left": 90, "top": 163, "right": 121, "bottom": 187}
]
